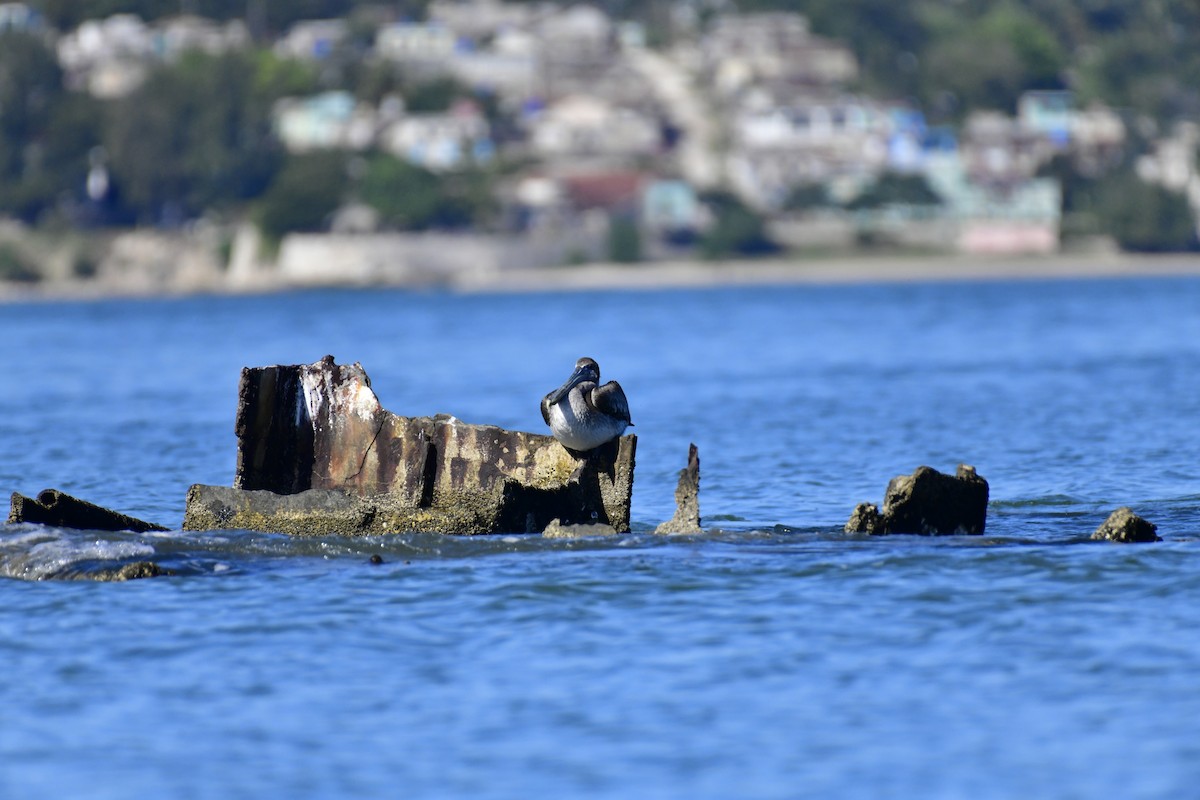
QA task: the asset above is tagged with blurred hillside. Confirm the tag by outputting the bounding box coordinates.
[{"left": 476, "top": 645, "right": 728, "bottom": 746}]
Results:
[{"left": 2, "top": 0, "right": 1200, "bottom": 290}]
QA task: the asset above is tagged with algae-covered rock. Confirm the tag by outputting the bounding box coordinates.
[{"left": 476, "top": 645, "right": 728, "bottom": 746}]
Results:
[
  {"left": 1091, "top": 507, "right": 1160, "bottom": 543},
  {"left": 186, "top": 356, "right": 636, "bottom": 535},
  {"left": 846, "top": 464, "right": 989, "bottom": 535}
]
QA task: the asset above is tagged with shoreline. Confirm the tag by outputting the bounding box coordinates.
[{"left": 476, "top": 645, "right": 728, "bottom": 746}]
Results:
[
  {"left": 4, "top": 252, "right": 1200, "bottom": 303},
  {"left": 451, "top": 252, "right": 1200, "bottom": 293}
]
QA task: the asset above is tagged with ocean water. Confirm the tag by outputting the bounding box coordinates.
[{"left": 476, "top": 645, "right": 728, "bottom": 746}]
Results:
[{"left": 1, "top": 273, "right": 1199, "bottom": 798}]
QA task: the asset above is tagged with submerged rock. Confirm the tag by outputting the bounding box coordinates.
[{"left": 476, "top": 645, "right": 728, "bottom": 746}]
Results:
[
  {"left": 655, "top": 443, "right": 702, "bottom": 535},
  {"left": 1091, "top": 507, "right": 1160, "bottom": 543},
  {"left": 7, "top": 489, "right": 168, "bottom": 533},
  {"left": 82, "top": 561, "right": 174, "bottom": 581},
  {"left": 845, "top": 464, "right": 989, "bottom": 535},
  {"left": 542, "top": 518, "right": 620, "bottom": 539},
  {"left": 184, "top": 356, "right": 636, "bottom": 535}
]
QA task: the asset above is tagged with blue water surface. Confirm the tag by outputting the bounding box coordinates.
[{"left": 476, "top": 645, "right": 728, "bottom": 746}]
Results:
[{"left": 1, "top": 274, "right": 1199, "bottom": 798}]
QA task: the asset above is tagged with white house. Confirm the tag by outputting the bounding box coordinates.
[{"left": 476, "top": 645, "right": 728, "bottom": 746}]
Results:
[
  {"left": 529, "top": 94, "right": 659, "bottom": 159},
  {"left": 703, "top": 12, "right": 857, "bottom": 95},
  {"left": 274, "top": 19, "right": 347, "bottom": 61},
  {"left": 274, "top": 92, "right": 378, "bottom": 153},
  {"left": 380, "top": 101, "right": 494, "bottom": 171},
  {"left": 154, "top": 15, "right": 249, "bottom": 60},
  {"left": 375, "top": 21, "right": 458, "bottom": 64}
]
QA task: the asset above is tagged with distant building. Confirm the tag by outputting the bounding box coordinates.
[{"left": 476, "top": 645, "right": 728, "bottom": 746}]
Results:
[
  {"left": 1014, "top": 91, "right": 1125, "bottom": 176},
  {"left": 380, "top": 100, "right": 494, "bottom": 171},
  {"left": 535, "top": 4, "right": 617, "bottom": 99},
  {"left": 1018, "top": 90, "right": 1073, "bottom": 146},
  {"left": 274, "top": 19, "right": 347, "bottom": 61},
  {"left": 960, "top": 111, "right": 1057, "bottom": 186},
  {"left": 56, "top": 13, "right": 249, "bottom": 98},
  {"left": 375, "top": 21, "right": 458, "bottom": 64},
  {"left": 428, "top": 0, "right": 537, "bottom": 41},
  {"left": 529, "top": 94, "right": 660, "bottom": 161},
  {"left": 703, "top": 12, "right": 857, "bottom": 95},
  {"left": 728, "top": 91, "right": 894, "bottom": 209},
  {"left": 561, "top": 170, "right": 645, "bottom": 215},
  {"left": 926, "top": 153, "right": 1061, "bottom": 255},
  {"left": 274, "top": 91, "right": 378, "bottom": 153},
  {"left": 154, "top": 15, "right": 249, "bottom": 60},
  {"left": 57, "top": 15, "right": 155, "bottom": 97},
  {"left": 642, "top": 179, "right": 701, "bottom": 234},
  {"left": 0, "top": 3, "right": 40, "bottom": 32},
  {"left": 1137, "top": 122, "right": 1200, "bottom": 230}
]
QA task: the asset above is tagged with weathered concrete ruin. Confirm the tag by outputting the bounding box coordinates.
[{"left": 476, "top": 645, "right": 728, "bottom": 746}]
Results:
[
  {"left": 1091, "top": 507, "right": 1160, "bottom": 543},
  {"left": 655, "top": 443, "right": 702, "bottom": 535},
  {"left": 183, "top": 356, "right": 637, "bottom": 535},
  {"left": 845, "top": 464, "right": 989, "bottom": 535},
  {"left": 8, "top": 489, "right": 167, "bottom": 533}
]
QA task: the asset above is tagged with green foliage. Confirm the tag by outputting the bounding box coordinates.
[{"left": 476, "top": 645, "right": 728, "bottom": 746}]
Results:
[
  {"left": 0, "top": 31, "right": 101, "bottom": 222},
  {"left": 350, "top": 60, "right": 404, "bottom": 105},
  {"left": 359, "top": 155, "right": 494, "bottom": 231},
  {"left": 698, "top": 191, "right": 779, "bottom": 259},
  {"left": 251, "top": 50, "right": 320, "bottom": 99},
  {"left": 1094, "top": 172, "right": 1197, "bottom": 252},
  {"left": 0, "top": 243, "right": 41, "bottom": 283},
  {"left": 607, "top": 216, "right": 642, "bottom": 263},
  {"left": 255, "top": 152, "right": 349, "bottom": 241},
  {"left": 403, "top": 77, "right": 474, "bottom": 114},
  {"left": 1040, "top": 156, "right": 1197, "bottom": 251},
  {"left": 920, "top": 3, "right": 1066, "bottom": 115},
  {"left": 782, "top": 182, "right": 833, "bottom": 212},
  {"left": 844, "top": 172, "right": 942, "bottom": 210},
  {"left": 103, "top": 51, "right": 286, "bottom": 223}
]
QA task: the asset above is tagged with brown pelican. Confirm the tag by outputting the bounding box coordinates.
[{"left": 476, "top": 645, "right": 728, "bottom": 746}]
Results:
[{"left": 540, "top": 357, "right": 632, "bottom": 451}]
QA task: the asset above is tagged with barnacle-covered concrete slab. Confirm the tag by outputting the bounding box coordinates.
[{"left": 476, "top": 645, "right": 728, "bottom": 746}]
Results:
[{"left": 184, "top": 356, "right": 636, "bottom": 535}]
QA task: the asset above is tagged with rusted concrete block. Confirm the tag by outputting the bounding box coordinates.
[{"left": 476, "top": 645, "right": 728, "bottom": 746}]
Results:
[
  {"left": 8, "top": 489, "right": 168, "bottom": 533},
  {"left": 186, "top": 356, "right": 636, "bottom": 535}
]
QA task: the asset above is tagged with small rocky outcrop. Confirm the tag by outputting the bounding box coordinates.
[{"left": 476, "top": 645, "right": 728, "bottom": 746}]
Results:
[
  {"left": 845, "top": 502, "right": 882, "bottom": 535},
  {"left": 184, "top": 356, "right": 637, "bottom": 536},
  {"left": 845, "top": 464, "right": 989, "bottom": 535},
  {"left": 1091, "top": 507, "right": 1160, "bottom": 543},
  {"left": 655, "top": 443, "right": 701, "bottom": 535},
  {"left": 8, "top": 489, "right": 168, "bottom": 533}
]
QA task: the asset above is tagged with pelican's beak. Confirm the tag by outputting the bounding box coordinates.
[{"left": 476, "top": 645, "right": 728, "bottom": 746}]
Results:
[{"left": 546, "top": 363, "right": 592, "bottom": 405}]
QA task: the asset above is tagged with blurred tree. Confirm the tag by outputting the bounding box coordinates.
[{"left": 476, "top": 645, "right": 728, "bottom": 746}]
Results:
[
  {"left": 0, "top": 31, "right": 100, "bottom": 221},
  {"left": 254, "top": 151, "right": 349, "bottom": 241},
  {"left": 359, "top": 154, "right": 494, "bottom": 231},
  {"left": 698, "top": 191, "right": 779, "bottom": 259},
  {"left": 921, "top": 3, "right": 1066, "bottom": 115},
  {"left": 607, "top": 215, "right": 642, "bottom": 262},
  {"left": 103, "top": 51, "right": 285, "bottom": 224},
  {"left": 0, "top": 242, "right": 41, "bottom": 283},
  {"left": 402, "top": 76, "right": 472, "bottom": 114},
  {"left": 844, "top": 172, "right": 942, "bottom": 210},
  {"left": 1095, "top": 171, "right": 1197, "bottom": 252},
  {"left": 782, "top": 182, "right": 834, "bottom": 212}
]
